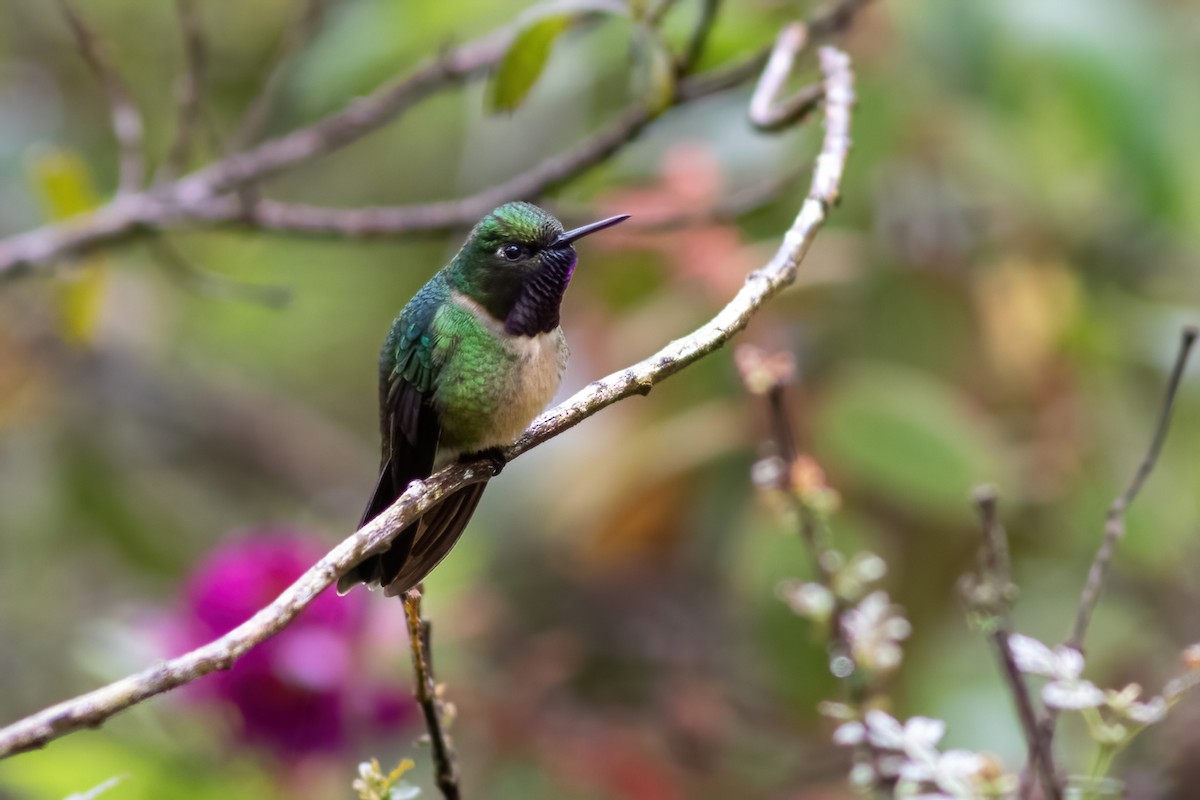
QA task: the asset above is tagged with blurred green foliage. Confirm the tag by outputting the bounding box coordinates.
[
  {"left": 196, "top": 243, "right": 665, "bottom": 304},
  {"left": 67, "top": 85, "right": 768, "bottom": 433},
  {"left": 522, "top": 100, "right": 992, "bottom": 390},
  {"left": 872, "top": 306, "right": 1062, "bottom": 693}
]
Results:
[{"left": 2, "top": 0, "right": 1200, "bottom": 798}]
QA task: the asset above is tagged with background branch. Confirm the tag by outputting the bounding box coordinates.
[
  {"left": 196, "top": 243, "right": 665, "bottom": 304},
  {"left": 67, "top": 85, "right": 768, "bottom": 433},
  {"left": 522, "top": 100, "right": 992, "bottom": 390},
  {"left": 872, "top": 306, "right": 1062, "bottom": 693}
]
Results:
[
  {"left": 0, "top": 42, "right": 854, "bottom": 760},
  {"left": 0, "top": 23, "right": 509, "bottom": 279},
  {"left": 1066, "top": 325, "right": 1199, "bottom": 652},
  {"left": 160, "top": 0, "right": 205, "bottom": 181},
  {"left": 228, "top": 0, "right": 329, "bottom": 151},
  {"left": 56, "top": 0, "right": 146, "bottom": 194},
  {"left": 967, "top": 486, "right": 1063, "bottom": 800},
  {"left": 1022, "top": 325, "right": 1197, "bottom": 789},
  {"left": 0, "top": 0, "right": 872, "bottom": 279},
  {"left": 403, "top": 590, "right": 460, "bottom": 800}
]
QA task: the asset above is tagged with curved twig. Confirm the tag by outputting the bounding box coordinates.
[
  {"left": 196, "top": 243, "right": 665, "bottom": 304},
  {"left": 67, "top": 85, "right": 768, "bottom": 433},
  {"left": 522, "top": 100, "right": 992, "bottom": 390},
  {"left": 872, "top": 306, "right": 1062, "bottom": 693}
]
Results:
[
  {"left": 0, "top": 0, "right": 873, "bottom": 279},
  {"left": 160, "top": 0, "right": 206, "bottom": 181},
  {"left": 1067, "top": 325, "right": 1198, "bottom": 652},
  {"left": 0, "top": 24, "right": 509, "bottom": 279},
  {"left": 228, "top": 0, "right": 329, "bottom": 151},
  {"left": 749, "top": 23, "right": 824, "bottom": 132},
  {"left": 56, "top": 0, "right": 146, "bottom": 194},
  {"left": 0, "top": 43, "right": 854, "bottom": 761}
]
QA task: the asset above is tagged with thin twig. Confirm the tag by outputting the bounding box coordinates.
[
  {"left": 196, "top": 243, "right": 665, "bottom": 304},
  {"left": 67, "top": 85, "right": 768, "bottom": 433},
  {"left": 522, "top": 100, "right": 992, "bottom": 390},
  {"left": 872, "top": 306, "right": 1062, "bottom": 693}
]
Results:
[
  {"left": 0, "top": 42, "right": 855, "bottom": 760},
  {"left": 968, "top": 486, "right": 1062, "bottom": 800},
  {"left": 186, "top": 104, "right": 658, "bottom": 236},
  {"left": 0, "top": 0, "right": 872, "bottom": 279},
  {"left": 1023, "top": 327, "right": 1199, "bottom": 793},
  {"left": 152, "top": 238, "right": 291, "bottom": 308},
  {"left": 173, "top": 30, "right": 510, "bottom": 202},
  {"left": 228, "top": 0, "right": 328, "bottom": 150},
  {"left": 0, "top": 24, "right": 505, "bottom": 278},
  {"left": 56, "top": 0, "right": 145, "bottom": 194},
  {"left": 403, "top": 590, "right": 460, "bottom": 800},
  {"left": 807, "top": 0, "right": 874, "bottom": 40},
  {"left": 749, "top": 23, "right": 824, "bottom": 132},
  {"left": 678, "top": 0, "right": 720, "bottom": 72},
  {"left": 1066, "top": 325, "right": 1198, "bottom": 652},
  {"left": 161, "top": 0, "right": 206, "bottom": 182}
]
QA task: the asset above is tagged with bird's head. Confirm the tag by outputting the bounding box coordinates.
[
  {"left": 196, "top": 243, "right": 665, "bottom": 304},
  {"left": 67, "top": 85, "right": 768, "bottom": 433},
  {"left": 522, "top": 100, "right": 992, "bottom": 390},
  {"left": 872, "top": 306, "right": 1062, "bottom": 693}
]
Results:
[{"left": 450, "top": 202, "right": 628, "bottom": 334}]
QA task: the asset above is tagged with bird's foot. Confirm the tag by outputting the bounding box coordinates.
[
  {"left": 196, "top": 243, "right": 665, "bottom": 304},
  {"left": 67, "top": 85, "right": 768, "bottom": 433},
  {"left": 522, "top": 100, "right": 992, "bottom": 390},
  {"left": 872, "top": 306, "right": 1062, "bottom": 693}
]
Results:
[{"left": 464, "top": 446, "right": 507, "bottom": 476}]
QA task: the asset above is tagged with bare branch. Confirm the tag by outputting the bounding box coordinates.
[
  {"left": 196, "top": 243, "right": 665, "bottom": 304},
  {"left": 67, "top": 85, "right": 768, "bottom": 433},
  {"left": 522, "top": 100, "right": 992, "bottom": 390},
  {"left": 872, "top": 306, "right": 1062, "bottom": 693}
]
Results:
[
  {"left": 403, "top": 590, "right": 460, "bottom": 800},
  {"left": 967, "top": 486, "right": 1062, "bottom": 800},
  {"left": 0, "top": 0, "right": 872, "bottom": 280},
  {"left": 183, "top": 104, "right": 657, "bottom": 236},
  {"left": 172, "top": 30, "right": 510, "bottom": 202},
  {"left": 174, "top": 60, "right": 795, "bottom": 237},
  {"left": 1066, "top": 325, "right": 1198, "bottom": 652},
  {"left": 749, "top": 23, "right": 824, "bottom": 132},
  {"left": 678, "top": 0, "right": 720, "bottom": 72},
  {"left": 228, "top": 0, "right": 328, "bottom": 151},
  {"left": 160, "top": 0, "right": 206, "bottom": 182},
  {"left": 0, "top": 43, "right": 855, "bottom": 760},
  {"left": 56, "top": 0, "right": 146, "bottom": 194},
  {"left": 0, "top": 25, "right": 511, "bottom": 279},
  {"left": 807, "top": 0, "right": 874, "bottom": 40}
]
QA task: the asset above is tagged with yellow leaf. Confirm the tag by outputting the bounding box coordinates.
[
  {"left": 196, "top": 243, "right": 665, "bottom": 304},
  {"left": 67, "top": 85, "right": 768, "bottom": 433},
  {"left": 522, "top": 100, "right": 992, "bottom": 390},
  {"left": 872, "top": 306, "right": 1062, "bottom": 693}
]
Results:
[
  {"left": 27, "top": 148, "right": 108, "bottom": 347},
  {"left": 974, "top": 257, "right": 1079, "bottom": 386}
]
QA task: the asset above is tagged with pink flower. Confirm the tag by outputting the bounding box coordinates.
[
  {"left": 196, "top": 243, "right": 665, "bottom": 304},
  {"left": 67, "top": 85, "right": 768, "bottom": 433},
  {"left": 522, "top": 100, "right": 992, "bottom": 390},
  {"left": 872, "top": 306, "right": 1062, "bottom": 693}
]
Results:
[{"left": 175, "top": 531, "right": 414, "bottom": 757}]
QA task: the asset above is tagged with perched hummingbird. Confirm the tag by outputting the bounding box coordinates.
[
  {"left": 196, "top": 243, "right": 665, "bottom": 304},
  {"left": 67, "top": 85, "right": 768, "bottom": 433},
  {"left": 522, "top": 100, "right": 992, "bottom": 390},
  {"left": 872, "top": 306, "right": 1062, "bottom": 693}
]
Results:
[{"left": 338, "top": 202, "right": 629, "bottom": 596}]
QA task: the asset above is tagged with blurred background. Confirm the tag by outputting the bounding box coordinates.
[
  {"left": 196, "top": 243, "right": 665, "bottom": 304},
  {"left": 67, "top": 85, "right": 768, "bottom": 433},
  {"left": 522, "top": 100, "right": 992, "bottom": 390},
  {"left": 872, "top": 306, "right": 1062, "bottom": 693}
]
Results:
[{"left": 1, "top": 0, "right": 1200, "bottom": 797}]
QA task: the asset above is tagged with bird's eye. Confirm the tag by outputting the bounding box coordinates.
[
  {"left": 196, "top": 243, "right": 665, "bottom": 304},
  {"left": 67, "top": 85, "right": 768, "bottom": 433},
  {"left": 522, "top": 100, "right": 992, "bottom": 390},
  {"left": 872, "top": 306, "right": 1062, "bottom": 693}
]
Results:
[{"left": 499, "top": 244, "right": 527, "bottom": 261}]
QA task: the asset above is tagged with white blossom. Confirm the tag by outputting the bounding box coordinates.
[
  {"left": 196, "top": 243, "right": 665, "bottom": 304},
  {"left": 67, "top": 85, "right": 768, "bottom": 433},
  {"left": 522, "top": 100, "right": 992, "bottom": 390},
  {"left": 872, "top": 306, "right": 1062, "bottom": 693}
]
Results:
[
  {"left": 928, "top": 750, "right": 987, "bottom": 797},
  {"left": 1008, "top": 633, "right": 1104, "bottom": 711},
  {"left": 1125, "top": 697, "right": 1167, "bottom": 725},
  {"left": 1106, "top": 684, "right": 1167, "bottom": 725},
  {"left": 833, "top": 721, "right": 865, "bottom": 745},
  {"left": 1042, "top": 679, "right": 1105, "bottom": 710},
  {"left": 833, "top": 711, "right": 997, "bottom": 799},
  {"left": 778, "top": 580, "right": 835, "bottom": 620},
  {"left": 843, "top": 591, "right": 912, "bottom": 672},
  {"left": 864, "top": 709, "right": 908, "bottom": 749},
  {"left": 751, "top": 456, "right": 787, "bottom": 491},
  {"left": 852, "top": 552, "right": 888, "bottom": 583},
  {"left": 1008, "top": 634, "right": 1077, "bottom": 679}
]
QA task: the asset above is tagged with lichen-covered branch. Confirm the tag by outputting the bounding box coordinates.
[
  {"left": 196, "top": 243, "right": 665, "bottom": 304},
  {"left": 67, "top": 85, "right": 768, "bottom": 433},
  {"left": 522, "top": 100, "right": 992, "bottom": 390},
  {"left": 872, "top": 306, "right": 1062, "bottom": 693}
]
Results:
[
  {"left": 402, "top": 590, "right": 460, "bottom": 800},
  {"left": 0, "top": 41, "right": 855, "bottom": 762},
  {"left": 749, "top": 23, "right": 825, "bottom": 131}
]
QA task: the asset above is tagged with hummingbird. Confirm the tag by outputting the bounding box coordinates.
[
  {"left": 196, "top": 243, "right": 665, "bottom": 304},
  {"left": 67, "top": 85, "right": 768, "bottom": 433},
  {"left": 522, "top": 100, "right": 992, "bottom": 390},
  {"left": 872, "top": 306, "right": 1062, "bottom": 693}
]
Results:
[{"left": 338, "top": 202, "right": 629, "bottom": 596}]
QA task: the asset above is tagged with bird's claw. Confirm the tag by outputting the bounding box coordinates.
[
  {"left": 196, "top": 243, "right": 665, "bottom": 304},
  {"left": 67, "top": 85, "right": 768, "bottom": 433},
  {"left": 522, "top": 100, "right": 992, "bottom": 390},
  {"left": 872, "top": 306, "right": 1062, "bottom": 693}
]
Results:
[{"left": 466, "top": 446, "right": 507, "bottom": 476}]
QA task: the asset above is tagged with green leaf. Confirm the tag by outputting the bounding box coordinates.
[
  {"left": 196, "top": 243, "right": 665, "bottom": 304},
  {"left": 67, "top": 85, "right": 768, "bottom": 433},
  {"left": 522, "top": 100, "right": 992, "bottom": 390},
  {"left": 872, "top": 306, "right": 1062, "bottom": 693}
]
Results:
[
  {"left": 811, "top": 364, "right": 1013, "bottom": 521},
  {"left": 489, "top": 14, "right": 574, "bottom": 113}
]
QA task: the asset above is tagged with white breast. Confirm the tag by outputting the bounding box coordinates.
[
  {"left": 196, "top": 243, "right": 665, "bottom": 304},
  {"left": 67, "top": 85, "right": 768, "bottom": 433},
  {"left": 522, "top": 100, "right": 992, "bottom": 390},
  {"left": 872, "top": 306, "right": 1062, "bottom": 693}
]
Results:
[
  {"left": 490, "top": 328, "right": 567, "bottom": 445},
  {"left": 448, "top": 292, "right": 569, "bottom": 451}
]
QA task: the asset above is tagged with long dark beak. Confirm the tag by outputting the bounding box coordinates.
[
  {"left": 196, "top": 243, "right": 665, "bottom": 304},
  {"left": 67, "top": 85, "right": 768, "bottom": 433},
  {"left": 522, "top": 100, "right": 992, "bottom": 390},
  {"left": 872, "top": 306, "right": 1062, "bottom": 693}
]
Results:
[{"left": 552, "top": 214, "right": 630, "bottom": 248}]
